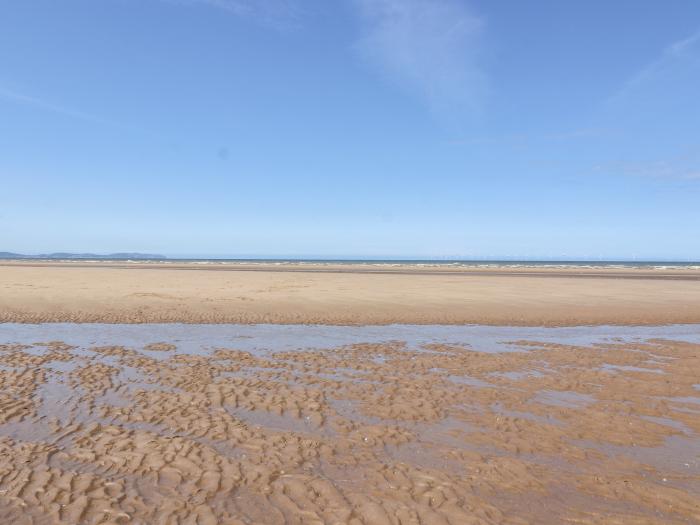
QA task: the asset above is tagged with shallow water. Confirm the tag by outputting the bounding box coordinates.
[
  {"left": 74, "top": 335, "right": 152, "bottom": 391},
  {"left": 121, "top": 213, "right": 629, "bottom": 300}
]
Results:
[{"left": 2, "top": 322, "right": 700, "bottom": 356}]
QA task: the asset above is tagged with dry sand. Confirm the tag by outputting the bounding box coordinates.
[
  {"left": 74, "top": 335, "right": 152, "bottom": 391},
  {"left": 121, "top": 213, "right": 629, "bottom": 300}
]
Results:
[
  {"left": 2, "top": 260, "right": 700, "bottom": 325},
  {"left": 0, "top": 331, "right": 698, "bottom": 523}
]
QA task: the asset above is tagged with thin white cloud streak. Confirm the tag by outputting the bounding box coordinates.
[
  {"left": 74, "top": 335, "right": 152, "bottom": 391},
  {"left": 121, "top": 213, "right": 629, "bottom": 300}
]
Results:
[
  {"left": 0, "top": 87, "right": 154, "bottom": 138},
  {"left": 597, "top": 143, "right": 700, "bottom": 181},
  {"left": 353, "top": 0, "right": 487, "bottom": 116},
  {"left": 165, "top": 0, "right": 301, "bottom": 26},
  {"left": 0, "top": 87, "right": 123, "bottom": 128},
  {"left": 612, "top": 161, "right": 700, "bottom": 181},
  {"left": 610, "top": 28, "right": 700, "bottom": 102},
  {"left": 667, "top": 29, "right": 700, "bottom": 55}
]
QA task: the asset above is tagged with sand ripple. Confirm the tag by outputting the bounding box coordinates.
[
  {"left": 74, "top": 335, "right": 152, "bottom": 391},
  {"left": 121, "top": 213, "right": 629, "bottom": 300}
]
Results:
[{"left": 0, "top": 335, "right": 698, "bottom": 523}]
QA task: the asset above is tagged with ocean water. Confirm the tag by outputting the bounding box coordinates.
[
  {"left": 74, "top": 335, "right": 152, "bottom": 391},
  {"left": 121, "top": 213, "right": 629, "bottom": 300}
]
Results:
[
  {"left": 3, "top": 256, "right": 700, "bottom": 269},
  {"left": 167, "top": 258, "right": 700, "bottom": 268}
]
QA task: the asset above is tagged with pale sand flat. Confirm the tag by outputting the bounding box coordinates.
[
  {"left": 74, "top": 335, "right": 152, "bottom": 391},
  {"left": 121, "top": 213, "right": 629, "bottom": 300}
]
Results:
[{"left": 1, "top": 260, "right": 700, "bottom": 325}]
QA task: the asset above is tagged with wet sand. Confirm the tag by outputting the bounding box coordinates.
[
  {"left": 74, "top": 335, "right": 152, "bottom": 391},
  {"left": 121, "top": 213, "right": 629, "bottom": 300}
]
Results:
[
  {"left": 0, "top": 324, "right": 698, "bottom": 524},
  {"left": 2, "top": 261, "right": 700, "bottom": 325}
]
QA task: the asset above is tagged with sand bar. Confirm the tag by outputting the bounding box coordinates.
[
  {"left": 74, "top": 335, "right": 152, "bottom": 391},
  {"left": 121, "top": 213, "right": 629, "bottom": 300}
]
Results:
[{"left": 2, "top": 260, "right": 700, "bottom": 325}]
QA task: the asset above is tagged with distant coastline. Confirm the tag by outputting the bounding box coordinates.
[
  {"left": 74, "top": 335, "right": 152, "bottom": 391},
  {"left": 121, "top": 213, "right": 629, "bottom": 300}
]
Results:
[{"left": 0, "top": 252, "right": 166, "bottom": 260}]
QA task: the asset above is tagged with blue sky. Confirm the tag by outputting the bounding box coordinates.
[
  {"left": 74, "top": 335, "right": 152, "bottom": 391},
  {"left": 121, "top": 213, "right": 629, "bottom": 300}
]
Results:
[{"left": 1, "top": 0, "right": 699, "bottom": 259}]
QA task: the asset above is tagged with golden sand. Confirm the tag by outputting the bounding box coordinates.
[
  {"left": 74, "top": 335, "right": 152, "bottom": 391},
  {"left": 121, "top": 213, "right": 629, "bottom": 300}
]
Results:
[
  {"left": 2, "top": 261, "right": 700, "bottom": 325},
  {"left": 0, "top": 333, "right": 698, "bottom": 523}
]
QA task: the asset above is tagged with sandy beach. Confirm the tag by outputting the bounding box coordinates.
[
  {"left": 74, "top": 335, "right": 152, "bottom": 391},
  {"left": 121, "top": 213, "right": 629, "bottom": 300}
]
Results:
[
  {"left": 2, "top": 262, "right": 700, "bottom": 523},
  {"left": 2, "top": 261, "right": 700, "bottom": 523},
  {"left": 0, "top": 324, "right": 698, "bottom": 524},
  {"left": 2, "top": 260, "right": 700, "bottom": 325}
]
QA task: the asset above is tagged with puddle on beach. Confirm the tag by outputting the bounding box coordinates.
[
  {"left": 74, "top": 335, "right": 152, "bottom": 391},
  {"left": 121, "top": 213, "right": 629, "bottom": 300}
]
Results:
[{"left": 0, "top": 323, "right": 699, "bottom": 524}]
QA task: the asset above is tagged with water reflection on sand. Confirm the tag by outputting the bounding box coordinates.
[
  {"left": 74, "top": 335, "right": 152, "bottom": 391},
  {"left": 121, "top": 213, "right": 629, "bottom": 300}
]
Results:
[{"left": 0, "top": 323, "right": 698, "bottom": 524}]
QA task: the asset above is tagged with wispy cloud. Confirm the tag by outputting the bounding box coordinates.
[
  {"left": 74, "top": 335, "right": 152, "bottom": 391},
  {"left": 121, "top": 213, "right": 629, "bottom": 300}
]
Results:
[
  {"left": 667, "top": 30, "right": 700, "bottom": 56},
  {"left": 611, "top": 28, "right": 700, "bottom": 103},
  {"left": 0, "top": 87, "right": 148, "bottom": 137},
  {"left": 597, "top": 145, "right": 700, "bottom": 181},
  {"left": 0, "top": 87, "right": 116, "bottom": 125},
  {"left": 165, "top": 0, "right": 301, "bottom": 27},
  {"left": 448, "top": 127, "right": 615, "bottom": 147},
  {"left": 598, "top": 28, "right": 700, "bottom": 183},
  {"left": 609, "top": 161, "right": 700, "bottom": 181},
  {"left": 353, "top": 0, "right": 486, "bottom": 117}
]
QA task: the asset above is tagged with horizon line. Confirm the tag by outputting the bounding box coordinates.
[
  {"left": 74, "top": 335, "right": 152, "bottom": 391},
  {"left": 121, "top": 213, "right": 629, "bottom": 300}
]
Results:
[{"left": 1, "top": 251, "right": 699, "bottom": 264}]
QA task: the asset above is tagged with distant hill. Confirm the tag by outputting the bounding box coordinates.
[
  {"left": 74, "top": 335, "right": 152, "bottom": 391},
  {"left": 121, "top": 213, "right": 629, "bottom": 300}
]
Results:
[{"left": 0, "top": 252, "right": 166, "bottom": 260}]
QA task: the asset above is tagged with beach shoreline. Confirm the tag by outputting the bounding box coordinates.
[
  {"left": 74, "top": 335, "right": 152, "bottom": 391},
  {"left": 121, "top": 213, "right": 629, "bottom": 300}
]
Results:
[{"left": 2, "top": 260, "right": 700, "bottom": 326}]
